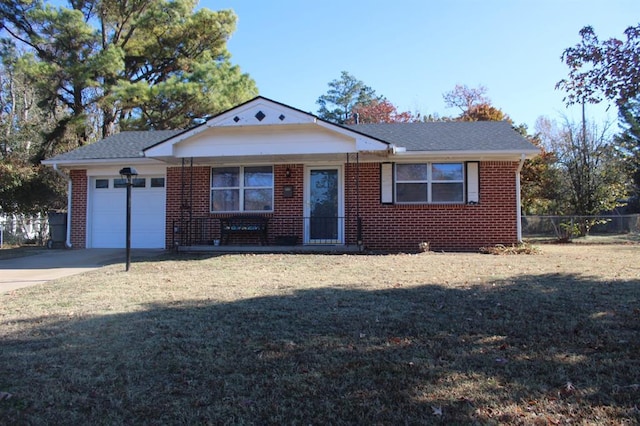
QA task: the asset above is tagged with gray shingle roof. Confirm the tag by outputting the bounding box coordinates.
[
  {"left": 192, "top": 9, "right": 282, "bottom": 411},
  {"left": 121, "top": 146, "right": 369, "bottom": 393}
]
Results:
[
  {"left": 46, "top": 120, "right": 537, "bottom": 163},
  {"left": 346, "top": 121, "right": 537, "bottom": 152},
  {"left": 46, "top": 130, "right": 183, "bottom": 161}
]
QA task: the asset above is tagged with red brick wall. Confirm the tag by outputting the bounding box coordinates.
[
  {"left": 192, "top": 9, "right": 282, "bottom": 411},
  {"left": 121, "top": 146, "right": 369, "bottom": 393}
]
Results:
[
  {"left": 70, "top": 169, "right": 87, "bottom": 248},
  {"left": 347, "top": 161, "right": 519, "bottom": 252},
  {"left": 166, "top": 166, "right": 211, "bottom": 247},
  {"left": 166, "top": 164, "right": 304, "bottom": 247},
  {"left": 165, "top": 161, "right": 520, "bottom": 252}
]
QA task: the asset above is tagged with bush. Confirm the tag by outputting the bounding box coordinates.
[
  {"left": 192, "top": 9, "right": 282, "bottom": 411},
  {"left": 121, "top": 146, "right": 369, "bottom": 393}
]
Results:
[{"left": 479, "top": 243, "right": 541, "bottom": 255}]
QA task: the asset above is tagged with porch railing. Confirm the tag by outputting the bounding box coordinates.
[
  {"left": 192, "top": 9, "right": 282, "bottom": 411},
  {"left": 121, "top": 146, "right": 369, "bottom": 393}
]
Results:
[{"left": 172, "top": 216, "right": 362, "bottom": 247}]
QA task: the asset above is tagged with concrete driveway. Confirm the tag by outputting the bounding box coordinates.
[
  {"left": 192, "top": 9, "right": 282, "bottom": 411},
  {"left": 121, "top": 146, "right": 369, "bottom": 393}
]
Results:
[{"left": 0, "top": 249, "right": 165, "bottom": 293}]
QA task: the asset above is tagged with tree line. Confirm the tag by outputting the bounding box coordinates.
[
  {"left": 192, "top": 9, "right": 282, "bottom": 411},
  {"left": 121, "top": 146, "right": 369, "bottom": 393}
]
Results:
[
  {"left": 1, "top": 2, "right": 638, "bottom": 223},
  {"left": 0, "top": 0, "right": 257, "bottom": 213}
]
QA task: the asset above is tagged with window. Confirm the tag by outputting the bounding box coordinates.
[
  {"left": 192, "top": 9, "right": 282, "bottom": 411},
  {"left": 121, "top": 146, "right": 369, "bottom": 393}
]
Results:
[
  {"left": 132, "top": 178, "right": 146, "bottom": 188},
  {"left": 95, "top": 179, "right": 109, "bottom": 189},
  {"left": 395, "top": 163, "right": 464, "bottom": 203},
  {"left": 150, "top": 177, "right": 165, "bottom": 188},
  {"left": 211, "top": 166, "right": 273, "bottom": 212},
  {"left": 114, "top": 178, "right": 146, "bottom": 188}
]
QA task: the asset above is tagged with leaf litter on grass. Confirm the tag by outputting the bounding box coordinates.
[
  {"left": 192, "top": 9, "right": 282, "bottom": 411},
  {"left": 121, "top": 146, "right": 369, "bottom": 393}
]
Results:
[{"left": 0, "top": 244, "right": 639, "bottom": 424}]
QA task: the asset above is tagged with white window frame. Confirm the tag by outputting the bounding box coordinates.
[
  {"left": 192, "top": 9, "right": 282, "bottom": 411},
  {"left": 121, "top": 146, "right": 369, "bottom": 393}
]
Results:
[
  {"left": 210, "top": 166, "right": 274, "bottom": 213},
  {"left": 394, "top": 162, "right": 465, "bottom": 204}
]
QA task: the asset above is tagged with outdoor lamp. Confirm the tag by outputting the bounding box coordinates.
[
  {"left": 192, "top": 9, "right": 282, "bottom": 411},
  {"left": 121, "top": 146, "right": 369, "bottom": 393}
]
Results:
[
  {"left": 119, "top": 167, "right": 138, "bottom": 271},
  {"left": 119, "top": 167, "right": 138, "bottom": 179}
]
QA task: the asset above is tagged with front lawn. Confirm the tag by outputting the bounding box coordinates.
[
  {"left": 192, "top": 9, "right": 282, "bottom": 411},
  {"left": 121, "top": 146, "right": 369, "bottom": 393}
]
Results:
[{"left": 1, "top": 245, "right": 639, "bottom": 424}]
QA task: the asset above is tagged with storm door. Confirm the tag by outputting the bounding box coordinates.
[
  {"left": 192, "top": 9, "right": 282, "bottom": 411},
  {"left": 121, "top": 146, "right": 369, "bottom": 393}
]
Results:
[{"left": 304, "top": 167, "right": 343, "bottom": 244}]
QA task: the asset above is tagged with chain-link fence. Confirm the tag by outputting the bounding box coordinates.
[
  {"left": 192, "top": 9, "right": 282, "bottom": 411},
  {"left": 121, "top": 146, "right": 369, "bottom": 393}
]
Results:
[
  {"left": 522, "top": 215, "right": 640, "bottom": 240},
  {"left": 0, "top": 214, "right": 50, "bottom": 247}
]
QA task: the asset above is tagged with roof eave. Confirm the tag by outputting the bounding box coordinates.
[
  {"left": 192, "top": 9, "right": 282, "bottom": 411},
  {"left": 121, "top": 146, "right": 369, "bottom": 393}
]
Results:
[
  {"left": 41, "top": 157, "right": 165, "bottom": 168},
  {"left": 392, "top": 149, "right": 540, "bottom": 160}
]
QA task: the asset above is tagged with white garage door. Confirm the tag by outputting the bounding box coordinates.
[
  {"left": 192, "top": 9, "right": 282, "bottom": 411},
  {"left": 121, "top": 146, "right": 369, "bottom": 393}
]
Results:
[{"left": 89, "top": 176, "right": 166, "bottom": 248}]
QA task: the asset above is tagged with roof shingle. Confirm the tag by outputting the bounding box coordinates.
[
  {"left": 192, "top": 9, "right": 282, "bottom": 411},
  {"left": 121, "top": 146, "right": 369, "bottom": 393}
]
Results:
[
  {"left": 46, "top": 130, "right": 183, "bottom": 161},
  {"left": 346, "top": 121, "right": 536, "bottom": 152},
  {"left": 46, "top": 120, "right": 537, "bottom": 163}
]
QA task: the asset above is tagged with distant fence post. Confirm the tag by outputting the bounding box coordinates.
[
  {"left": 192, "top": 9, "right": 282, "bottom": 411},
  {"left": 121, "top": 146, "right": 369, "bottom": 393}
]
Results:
[{"left": 522, "top": 214, "right": 640, "bottom": 239}]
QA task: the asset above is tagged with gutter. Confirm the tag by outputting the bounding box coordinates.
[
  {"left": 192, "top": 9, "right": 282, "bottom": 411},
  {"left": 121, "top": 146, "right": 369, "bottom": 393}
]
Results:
[
  {"left": 516, "top": 153, "right": 526, "bottom": 243},
  {"left": 52, "top": 164, "right": 73, "bottom": 248}
]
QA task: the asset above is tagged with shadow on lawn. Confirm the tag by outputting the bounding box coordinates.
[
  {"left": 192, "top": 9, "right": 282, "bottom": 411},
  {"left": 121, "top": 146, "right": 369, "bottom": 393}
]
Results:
[{"left": 1, "top": 273, "right": 639, "bottom": 424}]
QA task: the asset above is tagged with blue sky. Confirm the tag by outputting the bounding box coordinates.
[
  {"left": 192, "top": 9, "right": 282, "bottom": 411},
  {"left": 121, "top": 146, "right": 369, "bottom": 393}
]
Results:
[{"left": 204, "top": 0, "right": 640, "bottom": 131}]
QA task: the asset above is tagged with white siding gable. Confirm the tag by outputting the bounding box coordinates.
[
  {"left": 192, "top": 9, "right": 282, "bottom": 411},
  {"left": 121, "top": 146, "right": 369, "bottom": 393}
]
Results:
[
  {"left": 144, "top": 97, "right": 391, "bottom": 159},
  {"left": 209, "top": 99, "right": 315, "bottom": 127},
  {"left": 174, "top": 125, "right": 356, "bottom": 158}
]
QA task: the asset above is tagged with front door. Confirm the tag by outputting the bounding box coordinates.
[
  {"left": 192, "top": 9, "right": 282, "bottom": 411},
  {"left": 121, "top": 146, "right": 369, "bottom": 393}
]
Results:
[{"left": 304, "top": 167, "right": 343, "bottom": 244}]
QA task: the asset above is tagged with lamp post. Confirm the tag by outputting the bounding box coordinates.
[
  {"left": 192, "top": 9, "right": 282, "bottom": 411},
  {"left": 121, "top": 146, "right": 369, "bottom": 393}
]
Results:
[{"left": 119, "top": 167, "right": 138, "bottom": 272}]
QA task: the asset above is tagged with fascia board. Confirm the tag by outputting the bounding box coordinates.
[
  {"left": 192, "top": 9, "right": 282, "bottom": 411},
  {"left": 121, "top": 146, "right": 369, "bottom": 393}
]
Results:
[
  {"left": 391, "top": 149, "right": 540, "bottom": 160},
  {"left": 41, "top": 157, "right": 165, "bottom": 168}
]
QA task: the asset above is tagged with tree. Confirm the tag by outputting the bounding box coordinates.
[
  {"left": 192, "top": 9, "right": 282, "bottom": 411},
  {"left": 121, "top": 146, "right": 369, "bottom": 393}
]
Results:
[
  {"left": 557, "top": 24, "right": 640, "bottom": 217},
  {"left": 442, "top": 85, "right": 510, "bottom": 122},
  {"left": 557, "top": 24, "right": 640, "bottom": 108},
  {"left": 539, "top": 117, "right": 626, "bottom": 219},
  {"left": 517, "top": 122, "right": 562, "bottom": 215},
  {"left": 443, "top": 84, "right": 490, "bottom": 114},
  {"left": 116, "top": 60, "right": 257, "bottom": 130},
  {"left": 0, "top": 0, "right": 257, "bottom": 214},
  {"left": 459, "top": 103, "right": 510, "bottom": 122},
  {"left": 347, "top": 98, "right": 415, "bottom": 124},
  {"left": 0, "top": 0, "right": 257, "bottom": 160},
  {"left": 615, "top": 98, "right": 640, "bottom": 211},
  {"left": 316, "top": 71, "right": 379, "bottom": 124},
  {"left": 0, "top": 41, "right": 66, "bottom": 214}
]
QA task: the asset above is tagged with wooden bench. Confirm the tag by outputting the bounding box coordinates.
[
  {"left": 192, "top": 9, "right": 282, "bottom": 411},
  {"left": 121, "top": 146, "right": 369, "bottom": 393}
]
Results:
[{"left": 220, "top": 216, "right": 269, "bottom": 246}]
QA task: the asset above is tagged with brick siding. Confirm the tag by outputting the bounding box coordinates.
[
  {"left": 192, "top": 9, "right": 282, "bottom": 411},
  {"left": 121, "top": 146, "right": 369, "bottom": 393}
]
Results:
[
  {"left": 69, "top": 169, "right": 87, "bottom": 248},
  {"left": 165, "top": 161, "right": 520, "bottom": 252},
  {"left": 347, "top": 161, "right": 519, "bottom": 252}
]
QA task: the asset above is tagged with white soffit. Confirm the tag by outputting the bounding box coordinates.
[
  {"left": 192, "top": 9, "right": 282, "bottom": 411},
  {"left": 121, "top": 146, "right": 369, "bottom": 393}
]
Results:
[{"left": 174, "top": 125, "right": 355, "bottom": 158}]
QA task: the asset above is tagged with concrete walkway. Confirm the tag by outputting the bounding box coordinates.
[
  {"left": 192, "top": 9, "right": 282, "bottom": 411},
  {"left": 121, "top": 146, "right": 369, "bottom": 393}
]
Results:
[{"left": 0, "top": 249, "right": 165, "bottom": 293}]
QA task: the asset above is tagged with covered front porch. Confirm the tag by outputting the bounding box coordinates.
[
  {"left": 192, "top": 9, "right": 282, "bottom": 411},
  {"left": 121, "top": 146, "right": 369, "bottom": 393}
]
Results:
[
  {"left": 172, "top": 215, "right": 364, "bottom": 253},
  {"left": 142, "top": 97, "right": 392, "bottom": 252}
]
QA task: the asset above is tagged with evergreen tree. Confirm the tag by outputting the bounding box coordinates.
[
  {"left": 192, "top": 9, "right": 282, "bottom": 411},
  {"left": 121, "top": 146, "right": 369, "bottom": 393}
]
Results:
[
  {"left": 615, "top": 99, "right": 640, "bottom": 211},
  {"left": 316, "top": 71, "right": 379, "bottom": 124},
  {"left": 0, "top": 0, "right": 257, "bottom": 159},
  {"left": 0, "top": 1, "right": 258, "bottom": 213}
]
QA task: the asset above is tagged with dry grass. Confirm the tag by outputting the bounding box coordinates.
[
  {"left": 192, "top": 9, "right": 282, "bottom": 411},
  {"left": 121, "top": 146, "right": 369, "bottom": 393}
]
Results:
[
  {"left": 479, "top": 242, "right": 541, "bottom": 255},
  {"left": 1, "top": 244, "right": 639, "bottom": 424}
]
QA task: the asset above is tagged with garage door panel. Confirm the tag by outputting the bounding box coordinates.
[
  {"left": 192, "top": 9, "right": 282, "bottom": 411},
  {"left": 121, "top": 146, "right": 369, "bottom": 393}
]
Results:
[{"left": 89, "top": 177, "right": 166, "bottom": 248}]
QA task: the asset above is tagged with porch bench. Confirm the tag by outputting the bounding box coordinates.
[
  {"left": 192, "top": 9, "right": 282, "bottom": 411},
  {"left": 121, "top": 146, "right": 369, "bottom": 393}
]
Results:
[{"left": 220, "top": 215, "right": 269, "bottom": 246}]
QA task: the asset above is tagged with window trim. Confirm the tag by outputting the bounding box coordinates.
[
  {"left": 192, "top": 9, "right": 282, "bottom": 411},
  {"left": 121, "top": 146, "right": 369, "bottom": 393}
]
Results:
[
  {"left": 210, "top": 165, "right": 274, "bottom": 213},
  {"left": 394, "top": 162, "right": 465, "bottom": 205}
]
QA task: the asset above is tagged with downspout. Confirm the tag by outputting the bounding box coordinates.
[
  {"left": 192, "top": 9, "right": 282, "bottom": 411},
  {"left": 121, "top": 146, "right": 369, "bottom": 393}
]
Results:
[
  {"left": 52, "top": 164, "right": 73, "bottom": 248},
  {"left": 516, "top": 154, "right": 526, "bottom": 243}
]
